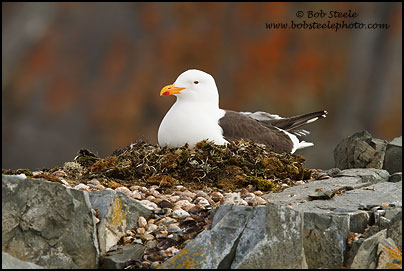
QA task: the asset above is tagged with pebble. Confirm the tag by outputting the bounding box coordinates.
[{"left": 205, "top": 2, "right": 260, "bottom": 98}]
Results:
[
  {"left": 174, "top": 185, "right": 186, "bottom": 191},
  {"left": 73, "top": 183, "right": 90, "bottom": 191},
  {"left": 142, "top": 233, "right": 154, "bottom": 241},
  {"left": 59, "top": 179, "right": 71, "bottom": 187},
  {"left": 147, "top": 224, "right": 158, "bottom": 232},
  {"left": 253, "top": 191, "right": 264, "bottom": 196},
  {"left": 256, "top": 196, "right": 267, "bottom": 205},
  {"left": 159, "top": 199, "right": 174, "bottom": 209},
  {"left": 295, "top": 180, "right": 305, "bottom": 185},
  {"left": 183, "top": 190, "right": 196, "bottom": 198},
  {"left": 172, "top": 209, "right": 190, "bottom": 219},
  {"left": 140, "top": 200, "right": 158, "bottom": 210},
  {"left": 136, "top": 227, "right": 145, "bottom": 234},
  {"left": 175, "top": 199, "right": 191, "bottom": 208},
  {"left": 281, "top": 183, "right": 289, "bottom": 188},
  {"left": 52, "top": 170, "right": 67, "bottom": 177},
  {"left": 170, "top": 196, "right": 180, "bottom": 202},
  {"left": 166, "top": 247, "right": 180, "bottom": 257},
  {"left": 183, "top": 203, "right": 196, "bottom": 211},
  {"left": 211, "top": 191, "right": 223, "bottom": 202},
  {"left": 239, "top": 199, "right": 249, "bottom": 206},
  {"left": 151, "top": 262, "right": 162, "bottom": 269},
  {"left": 123, "top": 236, "right": 133, "bottom": 244},
  {"left": 145, "top": 240, "right": 158, "bottom": 249},
  {"left": 130, "top": 191, "right": 142, "bottom": 200},
  {"left": 167, "top": 224, "right": 181, "bottom": 233},
  {"left": 194, "top": 197, "right": 210, "bottom": 207},
  {"left": 146, "top": 195, "right": 156, "bottom": 201},
  {"left": 138, "top": 216, "right": 147, "bottom": 228},
  {"left": 115, "top": 186, "right": 131, "bottom": 194},
  {"left": 220, "top": 192, "right": 242, "bottom": 205}
]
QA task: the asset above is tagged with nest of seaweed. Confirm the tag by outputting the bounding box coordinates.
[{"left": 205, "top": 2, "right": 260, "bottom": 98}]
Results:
[{"left": 3, "top": 139, "right": 313, "bottom": 192}]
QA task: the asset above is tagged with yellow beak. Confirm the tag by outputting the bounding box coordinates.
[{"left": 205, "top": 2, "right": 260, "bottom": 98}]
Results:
[{"left": 160, "top": 84, "right": 185, "bottom": 96}]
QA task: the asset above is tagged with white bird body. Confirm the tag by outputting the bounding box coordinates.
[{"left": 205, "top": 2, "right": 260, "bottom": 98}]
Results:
[
  {"left": 158, "top": 69, "right": 327, "bottom": 154},
  {"left": 158, "top": 100, "right": 227, "bottom": 147}
]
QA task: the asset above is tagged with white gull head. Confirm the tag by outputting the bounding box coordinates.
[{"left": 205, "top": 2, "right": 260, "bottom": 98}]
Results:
[{"left": 158, "top": 69, "right": 227, "bottom": 148}]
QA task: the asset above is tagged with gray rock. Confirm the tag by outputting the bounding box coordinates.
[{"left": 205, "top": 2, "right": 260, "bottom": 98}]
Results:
[
  {"left": 160, "top": 205, "right": 255, "bottom": 269},
  {"left": 263, "top": 171, "right": 402, "bottom": 268},
  {"left": 383, "top": 136, "right": 402, "bottom": 174},
  {"left": 376, "top": 237, "right": 402, "bottom": 269},
  {"left": 334, "top": 131, "right": 388, "bottom": 169},
  {"left": 235, "top": 203, "right": 307, "bottom": 269},
  {"left": 161, "top": 203, "right": 307, "bottom": 269},
  {"left": 2, "top": 252, "right": 45, "bottom": 269},
  {"left": 89, "top": 189, "right": 152, "bottom": 255},
  {"left": 335, "top": 168, "right": 390, "bottom": 183},
  {"left": 101, "top": 243, "right": 144, "bottom": 269},
  {"left": 384, "top": 207, "right": 402, "bottom": 251},
  {"left": 2, "top": 175, "right": 99, "bottom": 269},
  {"left": 302, "top": 213, "right": 349, "bottom": 268},
  {"left": 389, "top": 172, "right": 402, "bottom": 183},
  {"left": 348, "top": 229, "right": 387, "bottom": 269}
]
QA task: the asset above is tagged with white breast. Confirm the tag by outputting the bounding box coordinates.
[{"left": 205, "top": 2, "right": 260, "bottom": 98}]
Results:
[{"left": 158, "top": 102, "right": 227, "bottom": 148}]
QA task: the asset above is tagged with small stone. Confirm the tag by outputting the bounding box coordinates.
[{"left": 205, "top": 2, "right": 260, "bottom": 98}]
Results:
[
  {"left": 170, "top": 196, "right": 180, "bottom": 202},
  {"left": 166, "top": 246, "right": 180, "bottom": 257},
  {"left": 52, "top": 170, "right": 67, "bottom": 177},
  {"left": 240, "top": 188, "right": 249, "bottom": 196},
  {"left": 194, "top": 197, "right": 210, "bottom": 207},
  {"left": 73, "top": 183, "right": 90, "bottom": 191},
  {"left": 157, "top": 217, "right": 176, "bottom": 226},
  {"left": 256, "top": 196, "right": 267, "bottom": 205},
  {"left": 220, "top": 192, "right": 242, "bottom": 205},
  {"left": 174, "top": 185, "right": 186, "bottom": 191},
  {"left": 146, "top": 195, "right": 156, "bottom": 201},
  {"left": 158, "top": 199, "right": 174, "bottom": 209},
  {"left": 253, "top": 191, "right": 263, "bottom": 196},
  {"left": 133, "top": 238, "right": 143, "bottom": 244},
  {"left": 32, "top": 171, "right": 43, "bottom": 176},
  {"left": 115, "top": 186, "right": 131, "bottom": 194},
  {"left": 239, "top": 199, "right": 249, "bottom": 206},
  {"left": 195, "top": 191, "right": 208, "bottom": 198},
  {"left": 175, "top": 199, "right": 191, "bottom": 208},
  {"left": 123, "top": 235, "right": 133, "bottom": 244},
  {"left": 211, "top": 191, "right": 223, "bottom": 202},
  {"left": 130, "top": 191, "right": 142, "bottom": 200},
  {"left": 138, "top": 216, "right": 147, "bottom": 228},
  {"left": 59, "top": 179, "right": 71, "bottom": 187},
  {"left": 281, "top": 183, "right": 289, "bottom": 188},
  {"left": 137, "top": 227, "right": 145, "bottom": 234},
  {"left": 142, "top": 233, "right": 154, "bottom": 241},
  {"left": 147, "top": 224, "right": 158, "bottom": 232},
  {"left": 183, "top": 203, "right": 196, "bottom": 211},
  {"left": 156, "top": 230, "right": 168, "bottom": 238},
  {"left": 167, "top": 224, "right": 181, "bottom": 233},
  {"left": 145, "top": 240, "right": 157, "bottom": 249},
  {"left": 140, "top": 200, "right": 158, "bottom": 210},
  {"left": 183, "top": 190, "right": 196, "bottom": 198},
  {"left": 129, "top": 185, "right": 141, "bottom": 191},
  {"left": 295, "top": 180, "right": 305, "bottom": 185},
  {"left": 87, "top": 178, "right": 101, "bottom": 185},
  {"left": 172, "top": 209, "right": 190, "bottom": 219},
  {"left": 151, "top": 262, "right": 162, "bottom": 269},
  {"left": 178, "top": 196, "right": 193, "bottom": 202}
]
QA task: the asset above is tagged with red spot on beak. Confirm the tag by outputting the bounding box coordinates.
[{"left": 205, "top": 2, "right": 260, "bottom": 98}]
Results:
[{"left": 162, "top": 91, "right": 170, "bottom": 96}]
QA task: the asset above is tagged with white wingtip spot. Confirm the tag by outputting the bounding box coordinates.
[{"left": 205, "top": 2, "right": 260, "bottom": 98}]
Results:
[{"left": 306, "top": 117, "right": 319, "bottom": 124}]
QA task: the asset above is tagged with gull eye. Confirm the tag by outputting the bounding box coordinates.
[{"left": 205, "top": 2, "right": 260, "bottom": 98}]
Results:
[{"left": 193, "top": 81, "right": 199, "bottom": 84}]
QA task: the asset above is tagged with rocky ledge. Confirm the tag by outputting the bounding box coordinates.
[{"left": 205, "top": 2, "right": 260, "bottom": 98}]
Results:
[{"left": 2, "top": 132, "right": 402, "bottom": 269}]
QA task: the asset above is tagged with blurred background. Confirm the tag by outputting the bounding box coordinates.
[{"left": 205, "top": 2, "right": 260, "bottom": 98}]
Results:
[{"left": 2, "top": 2, "right": 402, "bottom": 170}]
